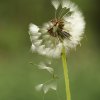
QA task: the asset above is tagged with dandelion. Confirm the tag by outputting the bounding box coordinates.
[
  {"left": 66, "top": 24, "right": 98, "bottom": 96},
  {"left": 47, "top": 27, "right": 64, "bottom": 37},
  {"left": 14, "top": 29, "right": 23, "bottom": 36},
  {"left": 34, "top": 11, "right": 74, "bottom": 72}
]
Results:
[
  {"left": 29, "top": 0, "right": 85, "bottom": 100},
  {"left": 29, "top": 0, "right": 85, "bottom": 58}
]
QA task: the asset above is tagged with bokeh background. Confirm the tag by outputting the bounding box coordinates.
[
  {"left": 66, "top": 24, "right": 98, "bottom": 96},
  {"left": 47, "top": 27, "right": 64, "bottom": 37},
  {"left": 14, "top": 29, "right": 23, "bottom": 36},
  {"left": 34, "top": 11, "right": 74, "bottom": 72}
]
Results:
[{"left": 0, "top": 0, "right": 100, "bottom": 100}]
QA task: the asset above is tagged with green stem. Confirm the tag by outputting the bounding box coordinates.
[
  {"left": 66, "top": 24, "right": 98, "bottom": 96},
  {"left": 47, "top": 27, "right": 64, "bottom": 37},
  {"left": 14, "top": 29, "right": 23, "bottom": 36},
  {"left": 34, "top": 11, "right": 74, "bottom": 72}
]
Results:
[{"left": 61, "top": 46, "right": 71, "bottom": 100}]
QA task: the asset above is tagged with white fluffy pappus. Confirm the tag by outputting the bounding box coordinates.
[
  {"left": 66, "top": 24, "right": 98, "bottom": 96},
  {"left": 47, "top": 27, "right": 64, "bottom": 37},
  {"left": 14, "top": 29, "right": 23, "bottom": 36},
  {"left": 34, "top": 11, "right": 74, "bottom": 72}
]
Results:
[
  {"left": 29, "top": 0, "right": 85, "bottom": 58},
  {"left": 35, "top": 81, "right": 57, "bottom": 94}
]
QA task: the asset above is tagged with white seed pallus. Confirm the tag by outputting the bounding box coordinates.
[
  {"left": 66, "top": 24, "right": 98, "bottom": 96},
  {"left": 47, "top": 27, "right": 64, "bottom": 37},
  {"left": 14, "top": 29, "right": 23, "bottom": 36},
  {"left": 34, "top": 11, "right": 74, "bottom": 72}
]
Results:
[
  {"left": 38, "top": 62, "right": 54, "bottom": 74},
  {"left": 29, "top": 0, "right": 85, "bottom": 58},
  {"left": 35, "top": 81, "right": 57, "bottom": 94},
  {"left": 51, "top": 0, "right": 60, "bottom": 10}
]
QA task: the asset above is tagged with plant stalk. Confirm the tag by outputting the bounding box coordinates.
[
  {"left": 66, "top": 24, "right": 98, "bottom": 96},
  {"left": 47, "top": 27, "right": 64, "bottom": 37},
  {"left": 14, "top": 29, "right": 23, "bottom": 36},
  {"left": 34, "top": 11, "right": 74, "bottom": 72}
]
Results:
[{"left": 61, "top": 47, "right": 71, "bottom": 100}]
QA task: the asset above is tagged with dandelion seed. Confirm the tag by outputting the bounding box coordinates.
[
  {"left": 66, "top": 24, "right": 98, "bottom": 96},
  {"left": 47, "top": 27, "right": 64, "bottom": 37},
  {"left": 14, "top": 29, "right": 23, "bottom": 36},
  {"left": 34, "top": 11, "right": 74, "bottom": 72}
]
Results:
[
  {"left": 43, "top": 81, "right": 57, "bottom": 94},
  {"left": 31, "top": 44, "right": 36, "bottom": 52},
  {"left": 52, "top": 0, "right": 60, "bottom": 10},
  {"left": 29, "top": 23, "right": 39, "bottom": 34},
  {"left": 35, "top": 84, "right": 44, "bottom": 91},
  {"left": 29, "top": 0, "right": 85, "bottom": 58},
  {"left": 36, "top": 80, "right": 57, "bottom": 94},
  {"left": 38, "top": 62, "right": 54, "bottom": 74}
]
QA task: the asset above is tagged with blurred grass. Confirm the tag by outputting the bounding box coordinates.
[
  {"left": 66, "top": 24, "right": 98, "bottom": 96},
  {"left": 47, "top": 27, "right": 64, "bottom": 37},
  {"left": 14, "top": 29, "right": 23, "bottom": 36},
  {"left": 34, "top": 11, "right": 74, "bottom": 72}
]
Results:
[{"left": 0, "top": 0, "right": 100, "bottom": 100}]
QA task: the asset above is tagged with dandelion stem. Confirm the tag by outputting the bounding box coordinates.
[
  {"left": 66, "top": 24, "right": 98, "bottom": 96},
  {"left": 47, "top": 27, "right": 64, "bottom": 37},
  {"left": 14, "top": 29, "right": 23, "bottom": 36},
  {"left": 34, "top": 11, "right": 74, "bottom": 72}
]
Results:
[{"left": 61, "top": 46, "right": 71, "bottom": 100}]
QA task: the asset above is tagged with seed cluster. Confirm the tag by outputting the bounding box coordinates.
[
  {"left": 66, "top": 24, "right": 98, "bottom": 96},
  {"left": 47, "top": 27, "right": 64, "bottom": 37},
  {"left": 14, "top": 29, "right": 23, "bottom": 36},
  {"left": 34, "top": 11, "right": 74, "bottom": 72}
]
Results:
[{"left": 48, "top": 19, "right": 71, "bottom": 41}]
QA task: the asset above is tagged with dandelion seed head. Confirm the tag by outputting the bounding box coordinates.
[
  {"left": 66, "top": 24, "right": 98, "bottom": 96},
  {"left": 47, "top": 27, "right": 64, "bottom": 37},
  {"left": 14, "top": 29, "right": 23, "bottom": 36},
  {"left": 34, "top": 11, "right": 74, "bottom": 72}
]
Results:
[{"left": 29, "top": 0, "right": 85, "bottom": 58}]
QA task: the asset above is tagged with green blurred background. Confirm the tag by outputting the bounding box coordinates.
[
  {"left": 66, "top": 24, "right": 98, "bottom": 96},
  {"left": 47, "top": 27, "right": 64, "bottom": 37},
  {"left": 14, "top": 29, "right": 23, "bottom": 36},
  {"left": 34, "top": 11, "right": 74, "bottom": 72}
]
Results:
[{"left": 0, "top": 0, "right": 100, "bottom": 100}]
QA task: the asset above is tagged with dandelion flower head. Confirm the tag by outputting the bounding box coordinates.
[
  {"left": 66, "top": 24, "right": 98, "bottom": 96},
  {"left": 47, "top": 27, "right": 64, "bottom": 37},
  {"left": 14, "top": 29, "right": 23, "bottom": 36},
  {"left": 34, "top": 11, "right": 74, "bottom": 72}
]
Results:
[{"left": 29, "top": 0, "right": 85, "bottom": 58}]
